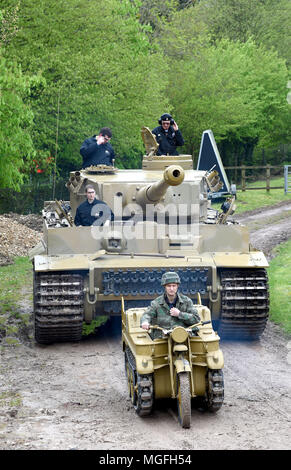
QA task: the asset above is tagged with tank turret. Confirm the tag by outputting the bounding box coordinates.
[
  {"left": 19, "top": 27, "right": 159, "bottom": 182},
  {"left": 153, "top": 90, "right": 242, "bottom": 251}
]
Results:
[{"left": 66, "top": 157, "right": 207, "bottom": 223}]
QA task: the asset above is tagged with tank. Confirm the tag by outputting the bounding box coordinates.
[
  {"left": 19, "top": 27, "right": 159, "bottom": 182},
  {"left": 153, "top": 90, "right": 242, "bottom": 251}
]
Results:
[
  {"left": 30, "top": 127, "right": 269, "bottom": 344},
  {"left": 122, "top": 297, "right": 224, "bottom": 428}
]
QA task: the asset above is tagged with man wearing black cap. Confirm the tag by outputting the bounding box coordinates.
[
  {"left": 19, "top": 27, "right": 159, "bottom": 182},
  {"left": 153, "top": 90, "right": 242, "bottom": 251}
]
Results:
[{"left": 152, "top": 113, "right": 184, "bottom": 156}]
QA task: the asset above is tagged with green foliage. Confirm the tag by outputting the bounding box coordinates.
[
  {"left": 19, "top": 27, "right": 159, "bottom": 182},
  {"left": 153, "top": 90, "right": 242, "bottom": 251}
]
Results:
[
  {"left": 138, "top": 0, "right": 180, "bottom": 37},
  {"left": 196, "top": 0, "right": 267, "bottom": 43},
  {"left": 1, "top": 0, "right": 290, "bottom": 189},
  {"left": 4, "top": 0, "right": 170, "bottom": 174},
  {"left": 0, "top": 256, "right": 31, "bottom": 310},
  {"left": 82, "top": 316, "right": 109, "bottom": 336},
  {"left": 157, "top": 6, "right": 290, "bottom": 162},
  {"left": 0, "top": 2, "right": 19, "bottom": 46},
  {"left": 196, "top": 0, "right": 291, "bottom": 68},
  {"left": 257, "top": 0, "right": 291, "bottom": 69},
  {"left": 0, "top": 55, "right": 38, "bottom": 190},
  {"left": 269, "top": 239, "right": 291, "bottom": 334},
  {"left": 0, "top": 4, "right": 47, "bottom": 190},
  {"left": 0, "top": 256, "right": 32, "bottom": 342}
]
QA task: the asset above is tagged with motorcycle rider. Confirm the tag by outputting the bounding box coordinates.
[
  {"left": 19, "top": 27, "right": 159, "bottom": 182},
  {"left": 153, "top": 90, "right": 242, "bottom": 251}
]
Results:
[{"left": 140, "top": 271, "right": 200, "bottom": 339}]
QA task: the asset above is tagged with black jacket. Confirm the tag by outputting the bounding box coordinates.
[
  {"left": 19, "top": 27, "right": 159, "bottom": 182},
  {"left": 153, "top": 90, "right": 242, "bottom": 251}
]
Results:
[
  {"left": 152, "top": 126, "right": 184, "bottom": 156},
  {"left": 80, "top": 136, "right": 115, "bottom": 168},
  {"left": 74, "top": 198, "right": 114, "bottom": 226}
]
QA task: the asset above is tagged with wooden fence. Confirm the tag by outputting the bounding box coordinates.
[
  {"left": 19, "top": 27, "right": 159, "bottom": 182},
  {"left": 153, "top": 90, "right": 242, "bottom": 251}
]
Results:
[{"left": 224, "top": 164, "right": 284, "bottom": 192}]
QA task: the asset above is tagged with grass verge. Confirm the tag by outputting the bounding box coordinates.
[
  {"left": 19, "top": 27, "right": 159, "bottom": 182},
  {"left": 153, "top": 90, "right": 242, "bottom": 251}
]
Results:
[
  {"left": 213, "top": 176, "right": 291, "bottom": 334},
  {"left": 0, "top": 256, "right": 32, "bottom": 343},
  {"left": 0, "top": 256, "right": 108, "bottom": 342},
  {"left": 268, "top": 240, "right": 291, "bottom": 335},
  {"left": 212, "top": 177, "right": 291, "bottom": 214},
  {"left": 234, "top": 177, "right": 291, "bottom": 214}
]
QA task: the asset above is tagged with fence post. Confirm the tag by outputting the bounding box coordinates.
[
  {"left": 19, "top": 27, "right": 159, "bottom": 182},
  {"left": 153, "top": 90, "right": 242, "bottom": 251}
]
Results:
[
  {"left": 285, "top": 165, "right": 291, "bottom": 194},
  {"left": 241, "top": 165, "right": 246, "bottom": 191},
  {"left": 266, "top": 164, "right": 270, "bottom": 192}
]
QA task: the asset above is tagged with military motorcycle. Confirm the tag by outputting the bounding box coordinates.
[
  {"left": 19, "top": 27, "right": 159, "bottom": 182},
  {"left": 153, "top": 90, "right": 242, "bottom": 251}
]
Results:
[{"left": 122, "top": 298, "right": 224, "bottom": 428}]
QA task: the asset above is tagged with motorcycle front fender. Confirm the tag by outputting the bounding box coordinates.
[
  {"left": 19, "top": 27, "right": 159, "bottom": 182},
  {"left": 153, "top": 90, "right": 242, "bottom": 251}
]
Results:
[{"left": 174, "top": 358, "right": 191, "bottom": 374}]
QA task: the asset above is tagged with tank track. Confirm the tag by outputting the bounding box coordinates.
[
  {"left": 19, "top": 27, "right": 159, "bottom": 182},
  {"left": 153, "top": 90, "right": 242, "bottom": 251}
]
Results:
[
  {"left": 125, "top": 346, "right": 154, "bottom": 416},
  {"left": 34, "top": 272, "right": 84, "bottom": 344},
  {"left": 219, "top": 268, "right": 269, "bottom": 340},
  {"left": 206, "top": 369, "right": 224, "bottom": 412}
]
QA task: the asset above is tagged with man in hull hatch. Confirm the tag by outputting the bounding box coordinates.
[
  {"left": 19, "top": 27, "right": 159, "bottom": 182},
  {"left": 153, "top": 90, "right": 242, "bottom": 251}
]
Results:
[{"left": 74, "top": 184, "right": 114, "bottom": 227}]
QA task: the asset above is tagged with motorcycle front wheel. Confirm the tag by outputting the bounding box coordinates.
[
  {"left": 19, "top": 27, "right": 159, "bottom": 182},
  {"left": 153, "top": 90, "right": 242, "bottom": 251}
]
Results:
[{"left": 177, "top": 372, "right": 191, "bottom": 428}]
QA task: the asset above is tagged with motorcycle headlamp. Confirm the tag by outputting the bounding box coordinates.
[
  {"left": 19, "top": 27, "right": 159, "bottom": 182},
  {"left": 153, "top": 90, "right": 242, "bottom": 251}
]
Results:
[{"left": 171, "top": 326, "right": 188, "bottom": 343}]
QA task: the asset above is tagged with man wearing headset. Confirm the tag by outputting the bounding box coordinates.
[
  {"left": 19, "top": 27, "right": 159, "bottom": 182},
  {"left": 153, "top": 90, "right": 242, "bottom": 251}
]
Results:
[{"left": 152, "top": 113, "right": 184, "bottom": 156}]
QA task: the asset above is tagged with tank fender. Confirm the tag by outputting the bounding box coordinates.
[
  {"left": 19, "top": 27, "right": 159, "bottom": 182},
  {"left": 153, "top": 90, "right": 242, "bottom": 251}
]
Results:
[
  {"left": 135, "top": 356, "right": 154, "bottom": 374},
  {"left": 174, "top": 358, "right": 191, "bottom": 374},
  {"left": 206, "top": 350, "right": 224, "bottom": 369},
  {"left": 29, "top": 239, "right": 47, "bottom": 260}
]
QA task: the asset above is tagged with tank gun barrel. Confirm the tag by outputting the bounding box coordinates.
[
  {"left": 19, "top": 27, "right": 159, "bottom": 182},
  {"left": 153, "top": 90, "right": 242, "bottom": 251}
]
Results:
[{"left": 136, "top": 165, "right": 184, "bottom": 206}]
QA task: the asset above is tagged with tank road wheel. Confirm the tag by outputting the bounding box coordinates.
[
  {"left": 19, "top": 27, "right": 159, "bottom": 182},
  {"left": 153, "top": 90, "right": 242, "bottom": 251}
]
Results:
[
  {"left": 134, "top": 374, "right": 154, "bottom": 417},
  {"left": 125, "top": 347, "right": 153, "bottom": 416},
  {"left": 205, "top": 369, "right": 224, "bottom": 412},
  {"left": 34, "top": 271, "right": 84, "bottom": 344},
  {"left": 177, "top": 372, "right": 191, "bottom": 428}
]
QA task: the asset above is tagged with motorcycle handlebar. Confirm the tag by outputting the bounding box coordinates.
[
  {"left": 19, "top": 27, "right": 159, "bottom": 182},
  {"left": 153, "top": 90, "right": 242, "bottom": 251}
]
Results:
[{"left": 149, "top": 320, "right": 211, "bottom": 336}]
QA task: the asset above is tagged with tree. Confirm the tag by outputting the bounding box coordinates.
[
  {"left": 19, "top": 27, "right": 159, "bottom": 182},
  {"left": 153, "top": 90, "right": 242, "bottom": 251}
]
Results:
[
  {"left": 195, "top": 0, "right": 291, "bottom": 68},
  {"left": 4, "top": 0, "right": 170, "bottom": 174},
  {"left": 138, "top": 0, "right": 179, "bottom": 37},
  {"left": 0, "top": 2, "right": 19, "bottom": 47},
  {"left": 256, "top": 0, "right": 291, "bottom": 69},
  {"left": 0, "top": 55, "right": 35, "bottom": 189},
  {"left": 0, "top": 4, "right": 46, "bottom": 190},
  {"left": 156, "top": 6, "right": 290, "bottom": 164}
]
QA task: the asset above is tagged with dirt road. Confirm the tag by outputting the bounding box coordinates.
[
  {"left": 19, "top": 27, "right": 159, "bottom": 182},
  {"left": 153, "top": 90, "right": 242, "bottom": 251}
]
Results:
[
  {"left": 0, "top": 202, "right": 291, "bottom": 451},
  {"left": 234, "top": 199, "right": 291, "bottom": 260}
]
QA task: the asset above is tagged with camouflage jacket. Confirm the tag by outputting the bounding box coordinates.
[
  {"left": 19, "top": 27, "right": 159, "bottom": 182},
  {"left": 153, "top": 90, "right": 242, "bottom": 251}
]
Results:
[{"left": 140, "top": 293, "right": 200, "bottom": 339}]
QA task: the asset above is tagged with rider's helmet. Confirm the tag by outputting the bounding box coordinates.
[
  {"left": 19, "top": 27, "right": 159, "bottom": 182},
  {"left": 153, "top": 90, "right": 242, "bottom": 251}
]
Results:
[{"left": 161, "top": 271, "right": 181, "bottom": 286}]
